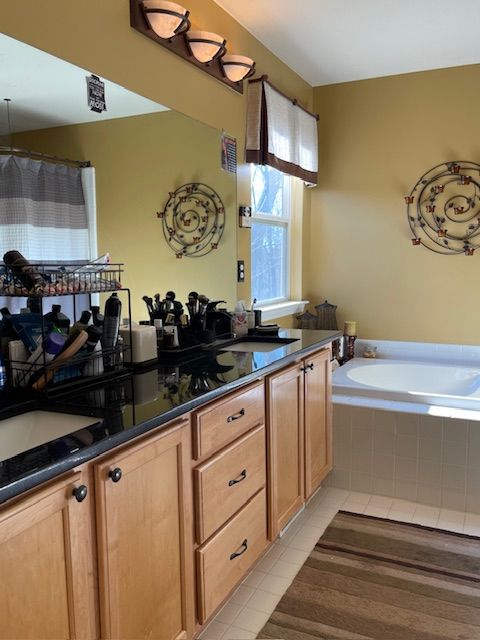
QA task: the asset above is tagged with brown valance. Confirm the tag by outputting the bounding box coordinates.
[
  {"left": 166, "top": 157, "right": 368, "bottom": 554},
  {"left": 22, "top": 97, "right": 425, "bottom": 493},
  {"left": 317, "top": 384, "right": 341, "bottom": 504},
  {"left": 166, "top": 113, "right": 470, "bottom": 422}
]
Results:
[{"left": 246, "top": 77, "right": 318, "bottom": 185}]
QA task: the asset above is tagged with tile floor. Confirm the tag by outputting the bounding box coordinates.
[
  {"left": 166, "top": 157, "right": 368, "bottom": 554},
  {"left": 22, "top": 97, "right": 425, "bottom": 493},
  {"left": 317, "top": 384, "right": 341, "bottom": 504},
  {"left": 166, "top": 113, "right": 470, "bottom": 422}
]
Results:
[{"left": 198, "top": 486, "right": 480, "bottom": 640}]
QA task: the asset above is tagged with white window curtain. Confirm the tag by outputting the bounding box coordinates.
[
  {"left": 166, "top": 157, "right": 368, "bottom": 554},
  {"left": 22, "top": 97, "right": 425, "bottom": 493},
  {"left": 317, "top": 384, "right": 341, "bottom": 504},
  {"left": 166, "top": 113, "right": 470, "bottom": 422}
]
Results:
[
  {"left": 0, "top": 154, "right": 96, "bottom": 313},
  {"left": 0, "top": 155, "right": 92, "bottom": 260},
  {"left": 246, "top": 77, "right": 319, "bottom": 186}
]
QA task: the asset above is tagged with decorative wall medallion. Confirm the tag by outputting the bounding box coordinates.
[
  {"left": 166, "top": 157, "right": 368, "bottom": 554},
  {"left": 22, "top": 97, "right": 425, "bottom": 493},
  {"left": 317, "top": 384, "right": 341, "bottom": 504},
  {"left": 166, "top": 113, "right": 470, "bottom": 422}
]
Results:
[
  {"left": 406, "top": 160, "right": 480, "bottom": 255},
  {"left": 158, "top": 183, "right": 225, "bottom": 258}
]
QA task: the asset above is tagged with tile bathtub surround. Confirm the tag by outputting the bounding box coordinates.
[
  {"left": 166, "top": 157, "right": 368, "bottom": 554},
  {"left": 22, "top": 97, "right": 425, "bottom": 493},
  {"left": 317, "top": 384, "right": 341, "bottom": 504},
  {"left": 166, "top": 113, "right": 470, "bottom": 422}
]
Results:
[
  {"left": 327, "top": 405, "right": 480, "bottom": 513},
  {"left": 199, "top": 487, "right": 480, "bottom": 640}
]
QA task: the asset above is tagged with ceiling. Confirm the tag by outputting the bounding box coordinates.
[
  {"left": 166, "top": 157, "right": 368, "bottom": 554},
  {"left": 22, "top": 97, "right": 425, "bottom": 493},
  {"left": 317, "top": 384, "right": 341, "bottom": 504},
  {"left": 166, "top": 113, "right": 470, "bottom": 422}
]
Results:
[
  {"left": 214, "top": 0, "right": 480, "bottom": 86},
  {"left": 0, "top": 33, "right": 168, "bottom": 136}
]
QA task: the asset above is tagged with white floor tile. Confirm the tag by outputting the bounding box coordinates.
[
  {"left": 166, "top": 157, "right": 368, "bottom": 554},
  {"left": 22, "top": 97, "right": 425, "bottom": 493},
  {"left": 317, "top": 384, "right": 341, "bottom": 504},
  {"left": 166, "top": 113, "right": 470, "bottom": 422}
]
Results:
[
  {"left": 346, "top": 491, "right": 372, "bottom": 505},
  {"left": 342, "top": 500, "right": 367, "bottom": 513},
  {"left": 257, "top": 573, "right": 293, "bottom": 596},
  {"left": 221, "top": 626, "right": 257, "bottom": 640},
  {"left": 242, "top": 570, "right": 266, "bottom": 588},
  {"left": 269, "top": 559, "right": 301, "bottom": 580},
  {"left": 437, "top": 518, "right": 464, "bottom": 533},
  {"left": 279, "top": 547, "right": 310, "bottom": 566},
  {"left": 287, "top": 532, "right": 318, "bottom": 552},
  {"left": 246, "top": 589, "right": 281, "bottom": 614},
  {"left": 214, "top": 602, "right": 244, "bottom": 625},
  {"left": 464, "top": 513, "right": 480, "bottom": 528},
  {"left": 364, "top": 505, "right": 390, "bottom": 518},
  {"left": 199, "top": 620, "right": 229, "bottom": 640},
  {"left": 439, "top": 509, "right": 465, "bottom": 525},
  {"left": 387, "top": 509, "right": 413, "bottom": 523},
  {"left": 231, "top": 606, "right": 271, "bottom": 633},
  {"left": 229, "top": 585, "right": 255, "bottom": 607},
  {"left": 255, "top": 554, "right": 278, "bottom": 573},
  {"left": 368, "top": 495, "right": 394, "bottom": 509}
]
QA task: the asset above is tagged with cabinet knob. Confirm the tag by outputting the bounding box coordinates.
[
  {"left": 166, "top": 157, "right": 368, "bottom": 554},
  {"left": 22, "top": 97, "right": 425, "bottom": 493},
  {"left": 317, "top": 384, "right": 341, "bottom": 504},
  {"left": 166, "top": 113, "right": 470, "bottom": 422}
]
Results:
[
  {"left": 109, "top": 467, "right": 123, "bottom": 483},
  {"left": 228, "top": 469, "right": 247, "bottom": 487},
  {"left": 72, "top": 485, "right": 88, "bottom": 502},
  {"left": 227, "top": 408, "right": 245, "bottom": 423},
  {"left": 307, "top": 363, "right": 314, "bottom": 370},
  {"left": 229, "top": 538, "right": 248, "bottom": 560}
]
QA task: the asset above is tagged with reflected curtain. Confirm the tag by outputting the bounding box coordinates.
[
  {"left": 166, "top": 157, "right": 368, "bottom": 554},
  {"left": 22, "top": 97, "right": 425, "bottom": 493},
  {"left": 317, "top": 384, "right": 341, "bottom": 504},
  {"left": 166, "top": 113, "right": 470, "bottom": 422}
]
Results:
[
  {"left": 246, "top": 78, "right": 318, "bottom": 186},
  {"left": 0, "top": 155, "right": 91, "bottom": 260}
]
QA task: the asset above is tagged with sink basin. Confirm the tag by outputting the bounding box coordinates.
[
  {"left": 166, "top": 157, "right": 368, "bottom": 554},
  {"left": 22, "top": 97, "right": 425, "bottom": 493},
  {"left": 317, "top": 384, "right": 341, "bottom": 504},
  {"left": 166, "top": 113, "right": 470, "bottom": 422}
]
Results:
[
  {"left": 215, "top": 337, "right": 299, "bottom": 353},
  {"left": 0, "top": 411, "right": 102, "bottom": 463}
]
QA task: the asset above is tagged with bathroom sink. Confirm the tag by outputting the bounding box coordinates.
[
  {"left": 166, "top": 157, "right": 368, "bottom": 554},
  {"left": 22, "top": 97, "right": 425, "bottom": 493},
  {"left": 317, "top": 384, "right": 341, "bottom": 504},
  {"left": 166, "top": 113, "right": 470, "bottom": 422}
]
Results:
[
  {"left": 0, "top": 411, "right": 102, "bottom": 463},
  {"left": 211, "top": 336, "right": 299, "bottom": 353}
]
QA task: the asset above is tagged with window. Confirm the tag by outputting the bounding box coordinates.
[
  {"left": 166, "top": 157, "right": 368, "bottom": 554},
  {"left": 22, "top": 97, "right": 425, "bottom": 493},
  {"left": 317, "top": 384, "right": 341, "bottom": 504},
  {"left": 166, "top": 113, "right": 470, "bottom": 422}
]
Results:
[{"left": 251, "top": 165, "right": 291, "bottom": 304}]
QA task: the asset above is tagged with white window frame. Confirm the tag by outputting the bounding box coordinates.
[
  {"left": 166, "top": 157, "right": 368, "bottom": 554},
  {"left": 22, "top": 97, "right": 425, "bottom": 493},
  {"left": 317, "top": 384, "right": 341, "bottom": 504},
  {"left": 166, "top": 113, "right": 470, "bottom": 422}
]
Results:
[{"left": 250, "top": 165, "right": 292, "bottom": 306}]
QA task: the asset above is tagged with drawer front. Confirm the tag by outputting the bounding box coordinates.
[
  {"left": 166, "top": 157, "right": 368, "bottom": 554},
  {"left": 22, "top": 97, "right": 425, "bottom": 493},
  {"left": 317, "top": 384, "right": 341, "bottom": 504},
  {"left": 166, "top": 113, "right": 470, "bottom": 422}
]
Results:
[
  {"left": 195, "top": 425, "right": 266, "bottom": 543},
  {"left": 193, "top": 381, "right": 264, "bottom": 459},
  {"left": 196, "top": 489, "right": 267, "bottom": 623}
]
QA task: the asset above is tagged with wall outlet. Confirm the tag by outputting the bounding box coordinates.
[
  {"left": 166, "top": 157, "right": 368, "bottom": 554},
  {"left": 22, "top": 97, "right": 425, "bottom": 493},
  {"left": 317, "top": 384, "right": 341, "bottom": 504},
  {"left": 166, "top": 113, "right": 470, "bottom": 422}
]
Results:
[{"left": 237, "top": 260, "right": 245, "bottom": 283}]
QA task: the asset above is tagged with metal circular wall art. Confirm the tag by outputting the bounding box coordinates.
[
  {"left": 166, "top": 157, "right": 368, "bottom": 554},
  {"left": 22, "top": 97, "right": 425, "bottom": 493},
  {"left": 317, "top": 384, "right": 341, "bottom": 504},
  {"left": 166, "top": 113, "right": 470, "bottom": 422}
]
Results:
[
  {"left": 157, "top": 182, "right": 225, "bottom": 258},
  {"left": 405, "top": 160, "right": 480, "bottom": 255}
]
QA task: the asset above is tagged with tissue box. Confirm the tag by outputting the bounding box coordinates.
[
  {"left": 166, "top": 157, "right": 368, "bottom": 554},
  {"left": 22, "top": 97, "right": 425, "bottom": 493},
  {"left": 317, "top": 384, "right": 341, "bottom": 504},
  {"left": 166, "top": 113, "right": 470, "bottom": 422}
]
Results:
[{"left": 120, "top": 324, "right": 157, "bottom": 364}]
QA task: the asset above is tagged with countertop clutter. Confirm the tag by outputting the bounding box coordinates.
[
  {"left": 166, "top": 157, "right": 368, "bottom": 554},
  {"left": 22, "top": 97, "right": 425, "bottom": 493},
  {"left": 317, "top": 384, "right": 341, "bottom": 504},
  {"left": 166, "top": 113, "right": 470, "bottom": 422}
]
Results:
[{"left": 0, "top": 328, "right": 339, "bottom": 504}]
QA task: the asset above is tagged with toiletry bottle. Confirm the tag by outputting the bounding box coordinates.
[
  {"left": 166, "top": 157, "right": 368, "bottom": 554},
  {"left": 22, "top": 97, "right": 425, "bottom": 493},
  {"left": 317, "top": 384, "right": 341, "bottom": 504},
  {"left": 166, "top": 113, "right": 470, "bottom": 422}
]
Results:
[
  {"left": 102, "top": 292, "right": 122, "bottom": 370},
  {"left": 69, "top": 310, "right": 92, "bottom": 337},
  {"left": 91, "top": 305, "right": 104, "bottom": 328},
  {"left": 44, "top": 304, "right": 70, "bottom": 335},
  {"left": 3, "top": 250, "right": 45, "bottom": 291}
]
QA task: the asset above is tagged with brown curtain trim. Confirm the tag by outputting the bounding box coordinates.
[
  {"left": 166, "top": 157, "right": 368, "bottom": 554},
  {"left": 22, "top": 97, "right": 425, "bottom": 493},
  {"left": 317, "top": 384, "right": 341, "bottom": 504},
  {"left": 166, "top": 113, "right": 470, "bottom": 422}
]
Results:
[{"left": 246, "top": 150, "right": 317, "bottom": 184}]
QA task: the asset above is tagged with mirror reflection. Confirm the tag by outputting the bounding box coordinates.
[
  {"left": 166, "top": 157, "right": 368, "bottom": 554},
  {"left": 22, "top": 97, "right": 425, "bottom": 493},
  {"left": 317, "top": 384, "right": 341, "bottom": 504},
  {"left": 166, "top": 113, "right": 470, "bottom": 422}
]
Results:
[{"left": 0, "top": 32, "right": 237, "bottom": 322}]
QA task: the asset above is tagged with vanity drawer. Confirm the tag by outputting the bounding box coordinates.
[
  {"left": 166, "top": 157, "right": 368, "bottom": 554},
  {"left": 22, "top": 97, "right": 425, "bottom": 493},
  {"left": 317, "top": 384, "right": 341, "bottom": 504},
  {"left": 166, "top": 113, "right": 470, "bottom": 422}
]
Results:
[
  {"left": 194, "top": 425, "right": 266, "bottom": 543},
  {"left": 196, "top": 488, "right": 267, "bottom": 623},
  {"left": 193, "top": 381, "right": 264, "bottom": 459}
]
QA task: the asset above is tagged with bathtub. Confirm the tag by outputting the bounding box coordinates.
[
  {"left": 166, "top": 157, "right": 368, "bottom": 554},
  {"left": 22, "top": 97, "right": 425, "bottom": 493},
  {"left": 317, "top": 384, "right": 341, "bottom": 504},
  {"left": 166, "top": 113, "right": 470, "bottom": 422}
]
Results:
[{"left": 333, "top": 358, "right": 480, "bottom": 414}]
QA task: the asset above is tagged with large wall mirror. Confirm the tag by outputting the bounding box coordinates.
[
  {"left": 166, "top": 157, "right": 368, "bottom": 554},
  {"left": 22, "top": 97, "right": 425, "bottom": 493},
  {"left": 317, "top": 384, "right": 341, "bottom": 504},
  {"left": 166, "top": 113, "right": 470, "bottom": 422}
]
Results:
[{"left": 0, "top": 33, "right": 237, "bottom": 321}]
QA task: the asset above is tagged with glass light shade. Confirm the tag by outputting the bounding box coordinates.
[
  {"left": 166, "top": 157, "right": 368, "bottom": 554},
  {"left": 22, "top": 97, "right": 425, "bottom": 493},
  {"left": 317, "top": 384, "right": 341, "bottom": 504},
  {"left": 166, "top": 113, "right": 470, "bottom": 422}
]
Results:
[
  {"left": 221, "top": 54, "right": 255, "bottom": 82},
  {"left": 186, "top": 31, "right": 226, "bottom": 63},
  {"left": 141, "top": 0, "right": 189, "bottom": 39}
]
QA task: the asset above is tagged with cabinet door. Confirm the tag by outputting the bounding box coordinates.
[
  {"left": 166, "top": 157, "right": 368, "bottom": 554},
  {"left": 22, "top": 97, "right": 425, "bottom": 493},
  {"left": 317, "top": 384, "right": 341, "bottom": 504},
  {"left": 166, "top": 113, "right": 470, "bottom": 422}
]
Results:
[
  {"left": 304, "top": 348, "right": 332, "bottom": 499},
  {"left": 266, "top": 362, "right": 304, "bottom": 539},
  {"left": 0, "top": 471, "right": 95, "bottom": 640},
  {"left": 95, "top": 418, "right": 194, "bottom": 640}
]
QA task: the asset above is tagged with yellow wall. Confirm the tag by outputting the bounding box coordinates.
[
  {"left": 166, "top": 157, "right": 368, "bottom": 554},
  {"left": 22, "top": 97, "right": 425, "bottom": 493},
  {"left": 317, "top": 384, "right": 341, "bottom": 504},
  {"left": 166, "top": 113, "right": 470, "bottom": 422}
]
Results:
[
  {"left": 309, "top": 64, "right": 480, "bottom": 344},
  {"left": 0, "top": 0, "right": 313, "bottom": 307},
  {"left": 15, "top": 111, "right": 237, "bottom": 321}
]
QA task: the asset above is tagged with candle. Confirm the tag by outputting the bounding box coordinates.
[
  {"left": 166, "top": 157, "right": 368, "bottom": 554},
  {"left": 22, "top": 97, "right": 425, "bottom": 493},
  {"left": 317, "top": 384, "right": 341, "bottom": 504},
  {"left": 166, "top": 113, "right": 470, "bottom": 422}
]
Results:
[{"left": 344, "top": 321, "right": 357, "bottom": 336}]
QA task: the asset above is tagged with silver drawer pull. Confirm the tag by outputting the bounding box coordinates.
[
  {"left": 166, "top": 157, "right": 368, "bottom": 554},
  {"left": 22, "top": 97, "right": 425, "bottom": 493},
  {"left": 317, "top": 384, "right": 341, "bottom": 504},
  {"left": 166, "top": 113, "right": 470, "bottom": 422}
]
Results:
[
  {"left": 228, "top": 469, "right": 247, "bottom": 487},
  {"left": 230, "top": 539, "right": 248, "bottom": 560},
  {"left": 227, "top": 408, "right": 245, "bottom": 423}
]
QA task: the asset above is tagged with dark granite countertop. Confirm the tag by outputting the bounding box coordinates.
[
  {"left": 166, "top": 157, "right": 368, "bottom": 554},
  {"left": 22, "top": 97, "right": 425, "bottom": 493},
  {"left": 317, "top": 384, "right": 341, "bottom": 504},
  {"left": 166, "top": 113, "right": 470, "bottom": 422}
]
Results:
[{"left": 0, "top": 329, "right": 339, "bottom": 504}]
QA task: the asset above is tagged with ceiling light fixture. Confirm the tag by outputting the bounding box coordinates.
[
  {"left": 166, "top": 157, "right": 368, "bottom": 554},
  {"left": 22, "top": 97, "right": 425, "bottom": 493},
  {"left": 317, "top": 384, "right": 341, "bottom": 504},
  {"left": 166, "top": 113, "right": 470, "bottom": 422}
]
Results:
[
  {"left": 130, "top": 0, "right": 254, "bottom": 93},
  {"left": 221, "top": 54, "right": 256, "bottom": 82},
  {"left": 140, "top": 0, "right": 190, "bottom": 40},
  {"left": 185, "top": 31, "right": 226, "bottom": 64}
]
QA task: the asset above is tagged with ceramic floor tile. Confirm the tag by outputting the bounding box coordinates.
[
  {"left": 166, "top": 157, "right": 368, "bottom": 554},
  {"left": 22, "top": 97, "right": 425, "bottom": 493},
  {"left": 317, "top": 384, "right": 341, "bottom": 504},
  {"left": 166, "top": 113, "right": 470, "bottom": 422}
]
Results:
[
  {"left": 464, "top": 513, "right": 480, "bottom": 528},
  {"left": 221, "top": 626, "right": 257, "bottom": 640},
  {"left": 387, "top": 509, "right": 413, "bottom": 523},
  {"left": 363, "top": 505, "right": 390, "bottom": 518},
  {"left": 287, "top": 532, "right": 318, "bottom": 552},
  {"left": 242, "top": 570, "right": 266, "bottom": 588},
  {"left": 269, "top": 559, "right": 301, "bottom": 580},
  {"left": 279, "top": 547, "right": 310, "bottom": 566},
  {"left": 258, "top": 573, "right": 294, "bottom": 596},
  {"left": 463, "top": 524, "right": 480, "bottom": 537},
  {"left": 245, "top": 589, "right": 282, "bottom": 614},
  {"left": 342, "top": 501, "right": 367, "bottom": 514},
  {"left": 390, "top": 499, "right": 416, "bottom": 516},
  {"left": 214, "top": 602, "right": 244, "bottom": 625},
  {"left": 255, "top": 554, "right": 278, "bottom": 573},
  {"left": 199, "top": 620, "right": 229, "bottom": 640},
  {"left": 229, "top": 585, "right": 256, "bottom": 607},
  {"left": 439, "top": 509, "right": 465, "bottom": 525},
  {"left": 230, "top": 606, "right": 272, "bottom": 633},
  {"left": 346, "top": 491, "right": 372, "bottom": 505},
  {"left": 368, "top": 495, "right": 394, "bottom": 509},
  {"left": 436, "top": 518, "right": 464, "bottom": 533}
]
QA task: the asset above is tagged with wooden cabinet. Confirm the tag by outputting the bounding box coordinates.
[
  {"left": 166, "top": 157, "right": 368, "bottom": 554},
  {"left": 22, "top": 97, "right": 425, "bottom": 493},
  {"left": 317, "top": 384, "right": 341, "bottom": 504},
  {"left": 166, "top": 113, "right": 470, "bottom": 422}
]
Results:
[
  {"left": 304, "top": 348, "right": 332, "bottom": 499},
  {"left": 0, "top": 469, "right": 96, "bottom": 640},
  {"left": 94, "top": 418, "right": 194, "bottom": 640},
  {"left": 266, "top": 362, "right": 305, "bottom": 537},
  {"left": 267, "top": 347, "right": 332, "bottom": 538}
]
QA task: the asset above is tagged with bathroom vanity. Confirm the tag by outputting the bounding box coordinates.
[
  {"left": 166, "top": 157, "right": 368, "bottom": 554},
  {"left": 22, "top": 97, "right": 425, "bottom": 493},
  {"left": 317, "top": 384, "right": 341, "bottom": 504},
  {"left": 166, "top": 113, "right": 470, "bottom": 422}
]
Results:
[{"left": 0, "top": 329, "right": 337, "bottom": 640}]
